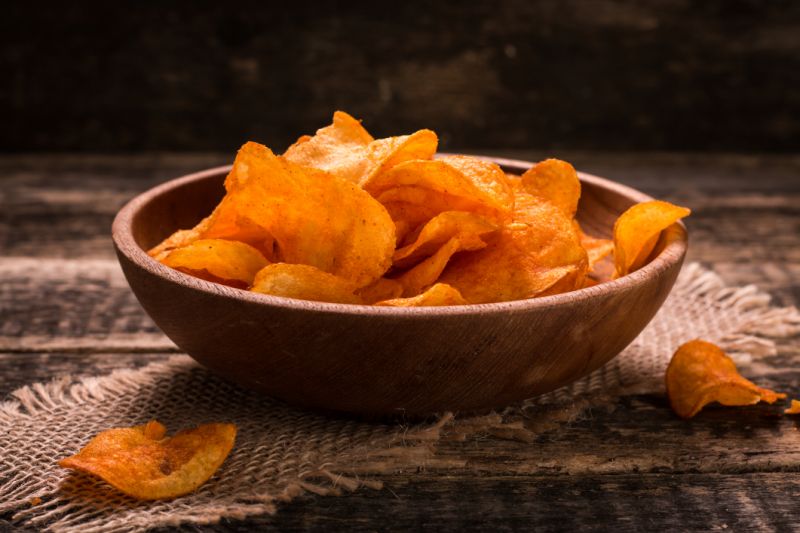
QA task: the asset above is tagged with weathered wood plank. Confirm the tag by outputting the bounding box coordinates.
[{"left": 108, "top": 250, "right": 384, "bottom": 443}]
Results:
[
  {"left": 4, "top": 2, "right": 800, "bottom": 152},
  {"left": 3, "top": 473, "right": 797, "bottom": 532},
  {"left": 166, "top": 473, "right": 800, "bottom": 532},
  {"left": 0, "top": 352, "right": 169, "bottom": 395},
  {"left": 1, "top": 256, "right": 796, "bottom": 352},
  {"left": 0, "top": 258, "right": 174, "bottom": 352}
]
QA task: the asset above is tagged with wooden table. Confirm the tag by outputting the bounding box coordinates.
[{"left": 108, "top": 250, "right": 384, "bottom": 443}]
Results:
[{"left": 2, "top": 152, "right": 799, "bottom": 531}]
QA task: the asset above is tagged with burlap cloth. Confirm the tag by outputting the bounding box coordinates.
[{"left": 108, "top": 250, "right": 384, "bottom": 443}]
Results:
[{"left": 2, "top": 263, "right": 799, "bottom": 532}]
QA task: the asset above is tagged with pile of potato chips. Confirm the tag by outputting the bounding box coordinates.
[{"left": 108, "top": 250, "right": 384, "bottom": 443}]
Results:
[{"left": 149, "top": 111, "right": 690, "bottom": 306}]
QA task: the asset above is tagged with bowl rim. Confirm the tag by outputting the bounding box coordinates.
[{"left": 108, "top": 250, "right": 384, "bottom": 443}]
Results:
[{"left": 112, "top": 154, "right": 688, "bottom": 318}]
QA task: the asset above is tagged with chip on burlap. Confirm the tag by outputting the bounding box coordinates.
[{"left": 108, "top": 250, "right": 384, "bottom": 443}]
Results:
[{"left": 1, "top": 263, "right": 799, "bottom": 532}]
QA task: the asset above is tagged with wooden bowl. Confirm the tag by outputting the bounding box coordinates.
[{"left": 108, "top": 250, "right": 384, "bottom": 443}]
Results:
[{"left": 112, "top": 156, "right": 687, "bottom": 417}]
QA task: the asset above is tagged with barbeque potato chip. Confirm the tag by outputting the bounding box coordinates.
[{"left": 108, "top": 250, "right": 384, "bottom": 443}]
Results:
[
  {"left": 283, "top": 111, "right": 437, "bottom": 187},
  {"left": 439, "top": 192, "right": 588, "bottom": 303},
  {"left": 161, "top": 239, "right": 269, "bottom": 289},
  {"left": 251, "top": 263, "right": 362, "bottom": 304},
  {"left": 665, "top": 340, "right": 786, "bottom": 419},
  {"left": 362, "top": 129, "right": 439, "bottom": 188},
  {"left": 521, "top": 158, "right": 581, "bottom": 217},
  {"left": 282, "top": 111, "right": 373, "bottom": 183},
  {"left": 394, "top": 234, "right": 488, "bottom": 297},
  {"left": 59, "top": 421, "right": 236, "bottom": 500},
  {"left": 367, "top": 157, "right": 514, "bottom": 224},
  {"left": 784, "top": 400, "right": 800, "bottom": 415},
  {"left": 376, "top": 283, "right": 468, "bottom": 307},
  {"left": 393, "top": 211, "right": 498, "bottom": 269},
  {"left": 579, "top": 230, "right": 614, "bottom": 270},
  {"left": 613, "top": 200, "right": 690, "bottom": 278},
  {"left": 356, "top": 277, "right": 404, "bottom": 304}
]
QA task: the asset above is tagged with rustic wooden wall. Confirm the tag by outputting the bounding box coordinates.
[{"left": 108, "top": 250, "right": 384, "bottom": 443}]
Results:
[{"left": 2, "top": 1, "right": 798, "bottom": 152}]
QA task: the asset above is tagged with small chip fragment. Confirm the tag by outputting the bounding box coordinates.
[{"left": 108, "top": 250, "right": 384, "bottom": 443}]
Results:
[
  {"left": 665, "top": 340, "right": 786, "bottom": 419},
  {"left": 784, "top": 399, "right": 800, "bottom": 415},
  {"left": 59, "top": 421, "right": 236, "bottom": 500},
  {"left": 613, "top": 200, "right": 690, "bottom": 278}
]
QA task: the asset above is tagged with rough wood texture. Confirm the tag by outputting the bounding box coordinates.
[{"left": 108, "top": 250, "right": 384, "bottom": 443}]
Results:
[
  {"left": 1, "top": 153, "right": 798, "bottom": 530},
  {"left": 3, "top": 3, "right": 799, "bottom": 152},
  {"left": 152, "top": 474, "right": 800, "bottom": 532}
]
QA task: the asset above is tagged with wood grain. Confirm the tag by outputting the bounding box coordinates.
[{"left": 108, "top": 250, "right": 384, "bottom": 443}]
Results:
[
  {"left": 149, "top": 473, "right": 800, "bottom": 532},
  {"left": 0, "top": 258, "right": 173, "bottom": 352},
  {"left": 1, "top": 153, "right": 798, "bottom": 531},
  {"left": 3, "top": 3, "right": 800, "bottom": 152}
]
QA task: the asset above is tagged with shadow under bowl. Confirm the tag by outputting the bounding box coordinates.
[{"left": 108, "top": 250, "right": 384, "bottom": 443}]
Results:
[{"left": 112, "top": 155, "right": 687, "bottom": 417}]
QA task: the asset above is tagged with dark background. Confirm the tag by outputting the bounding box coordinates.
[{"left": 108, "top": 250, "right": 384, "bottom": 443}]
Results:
[{"left": 3, "top": 1, "right": 799, "bottom": 153}]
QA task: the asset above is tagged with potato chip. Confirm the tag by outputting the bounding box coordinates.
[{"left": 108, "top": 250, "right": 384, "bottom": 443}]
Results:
[
  {"left": 377, "top": 187, "right": 487, "bottom": 228},
  {"left": 380, "top": 200, "right": 442, "bottom": 245},
  {"left": 376, "top": 283, "right": 467, "bottom": 307},
  {"left": 665, "top": 340, "right": 786, "bottom": 419},
  {"left": 440, "top": 192, "right": 588, "bottom": 303},
  {"left": 581, "top": 277, "right": 600, "bottom": 288},
  {"left": 149, "top": 228, "right": 207, "bottom": 262},
  {"left": 395, "top": 234, "right": 487, "bottom": 297},
  {"left": 283, "top": 111, "right": 437, "bottom": 187},
  {"left": 251, "top": 263, "right": 362, "bottom": 304},
  {"left": 59, "top": 421, "right": 236, "bottom": 500},
  {"left": 393, "top": 211, "right": 498, "bottom": 269},
  {"left": 436, "top": 155, "right": 515, "bottom": 214},
  {"left": 521, "top": 159, "right": 581, "bottom": 216},
  {"left": 282, "top": 111, "right": 373, "bottom": 183},
  {"left": 286, "top": 134, "right": 312, "bottom": 151},
  {"left": 367, "top": 156, "right": 514, "bottom": 223},
  {"left": 356, "top": 277, "right": 404, "bottom": 304},
  {"left": 613, "top": 200, "right": 690, "bottom": 278},
  {"left": 361, "top": 129, "right": 439, "bottom": 188},
  {"left": 784, "top": 400, "right": 800, "bottom": 415},
  {"left": 153, "top": 142, "right": 395, "bottom": 288},
  {"left": 161, "top": 239, "right": 269, "bottom": 288},
  {"left": 579, "top": 230, "right": 614, "bottom": 269}
]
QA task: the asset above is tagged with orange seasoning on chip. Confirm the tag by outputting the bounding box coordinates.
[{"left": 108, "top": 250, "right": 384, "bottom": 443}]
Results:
[
  {"left": 59, "top": 421, "right": 236, "bottom": 500},
  {"left": 665, "top": 340, "right": 786, "bottom": 419},
  {"left": 784, "top": 399, "right": 800, "bottom": 415}
]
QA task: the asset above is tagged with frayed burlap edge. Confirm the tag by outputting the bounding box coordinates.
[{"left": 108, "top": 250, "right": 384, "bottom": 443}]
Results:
[{"left": 1, "top": 262, "right": 798, "bottom": 532}]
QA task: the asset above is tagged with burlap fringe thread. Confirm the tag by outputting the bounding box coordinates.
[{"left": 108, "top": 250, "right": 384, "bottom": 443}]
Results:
[{"left": 1, "top": 263, "right": 798, "bottom": 532}]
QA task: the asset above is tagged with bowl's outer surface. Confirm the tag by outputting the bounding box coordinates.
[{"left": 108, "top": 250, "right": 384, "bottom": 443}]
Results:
[{"left": 113, "top": 156, "right": 687, "bottom": 416}]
